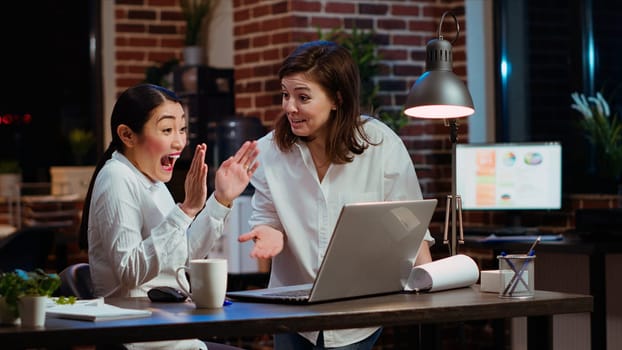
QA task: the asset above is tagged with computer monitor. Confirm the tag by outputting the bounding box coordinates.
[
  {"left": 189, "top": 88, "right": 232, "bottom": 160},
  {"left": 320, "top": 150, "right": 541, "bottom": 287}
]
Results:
[{"left": 456, "top": 142, "right": 562, "bottom": 211}]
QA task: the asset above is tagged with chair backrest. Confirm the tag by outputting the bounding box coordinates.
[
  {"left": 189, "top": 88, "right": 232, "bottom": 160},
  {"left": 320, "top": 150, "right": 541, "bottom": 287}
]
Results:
[
  {"left": 0, "top": 227, "right": 55, "bottom": 272},
  {"left": 58, "top": 263, "right": 95, "bottom": 299}
]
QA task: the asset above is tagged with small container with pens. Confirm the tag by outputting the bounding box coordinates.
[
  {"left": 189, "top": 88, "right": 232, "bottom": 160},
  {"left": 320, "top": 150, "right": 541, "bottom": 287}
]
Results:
[{"left": 497, "top": 236, "right": 540, "bottom": 298}]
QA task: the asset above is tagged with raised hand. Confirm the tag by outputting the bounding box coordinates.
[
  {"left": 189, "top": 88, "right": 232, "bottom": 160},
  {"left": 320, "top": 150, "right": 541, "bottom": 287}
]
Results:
[
  {"left": 213, "top": 140, "right": 259, "bottom": 207},
  {"left": 180, "top": 143, "right": 208, "bottom": 218}
]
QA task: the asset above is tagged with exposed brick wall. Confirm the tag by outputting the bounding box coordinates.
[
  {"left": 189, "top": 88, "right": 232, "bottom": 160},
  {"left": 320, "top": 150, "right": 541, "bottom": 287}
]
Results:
[{"left": 114, "top": 0, "right": 186, "bottom": 96}]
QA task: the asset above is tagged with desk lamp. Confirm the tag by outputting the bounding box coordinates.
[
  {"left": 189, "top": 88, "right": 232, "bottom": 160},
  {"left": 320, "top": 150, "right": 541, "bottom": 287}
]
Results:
[{"left": 404, "top": 11, "right": 475, "bottom": 256}]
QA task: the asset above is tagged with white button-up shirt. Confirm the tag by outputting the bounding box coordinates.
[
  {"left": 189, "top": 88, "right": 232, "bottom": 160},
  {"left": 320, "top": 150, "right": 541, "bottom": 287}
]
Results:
[
  {"left": 88, "top": 151, "right": 230, "bottom": 350},
  {"left": 249, "top": 116, "right": 434, "bottom": 347}
]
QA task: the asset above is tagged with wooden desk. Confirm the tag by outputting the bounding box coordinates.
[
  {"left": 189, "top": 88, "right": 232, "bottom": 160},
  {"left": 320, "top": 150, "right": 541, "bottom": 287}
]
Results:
[
  {"left": 0, "top": 286, "right": 592, "bottom": 349},
  {"left": 464, "top": 234, "right": 622, "bottom": 350}
]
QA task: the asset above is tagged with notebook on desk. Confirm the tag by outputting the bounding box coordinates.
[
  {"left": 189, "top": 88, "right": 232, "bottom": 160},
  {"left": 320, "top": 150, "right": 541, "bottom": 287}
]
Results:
[{"left": 226, "top": 198, "right": 438, "bottom": 304}]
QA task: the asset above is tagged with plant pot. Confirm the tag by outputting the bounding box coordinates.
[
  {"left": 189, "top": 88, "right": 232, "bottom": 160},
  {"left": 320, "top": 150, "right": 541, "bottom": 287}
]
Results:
[
  {"left": 18, "top": 295, "right": 47, "bottom": 328},
  {"left": 0, "top": 296, "right": 20, "bottom": 325},
  {"left": 183, "top": 46, "right": 203, "bottom": 66}
]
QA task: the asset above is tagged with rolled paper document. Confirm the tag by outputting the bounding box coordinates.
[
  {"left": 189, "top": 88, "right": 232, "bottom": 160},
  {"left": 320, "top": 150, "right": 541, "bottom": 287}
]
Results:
[{"left": 404, "top": 254, "right": 479, "bottom": 292}]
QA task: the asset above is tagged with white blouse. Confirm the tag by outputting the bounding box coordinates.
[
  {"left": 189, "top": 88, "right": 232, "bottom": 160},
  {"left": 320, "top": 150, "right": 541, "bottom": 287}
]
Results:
[
  {"left": 88, "top": 151, "right": 230, "bottom": 350},
  {"left": 249, "top": 116, "right": 434, "bottom": 347}
]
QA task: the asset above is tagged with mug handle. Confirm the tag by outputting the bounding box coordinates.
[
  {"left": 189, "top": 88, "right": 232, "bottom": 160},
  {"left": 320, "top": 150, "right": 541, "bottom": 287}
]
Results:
[{"left": 175, "top": 266, "right": 192, "bottom": 296}]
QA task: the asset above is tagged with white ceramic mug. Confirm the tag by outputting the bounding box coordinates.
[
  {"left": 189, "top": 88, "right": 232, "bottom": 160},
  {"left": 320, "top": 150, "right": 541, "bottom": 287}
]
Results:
[{"left": 175, "top": 258, "right": 227, "bottom": 308}]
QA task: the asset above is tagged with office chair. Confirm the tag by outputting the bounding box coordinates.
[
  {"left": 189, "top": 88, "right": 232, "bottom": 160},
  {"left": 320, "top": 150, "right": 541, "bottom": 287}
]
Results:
[
  {"left": 58, "top": 262, "right": 95, "bottom": 299},
  {"left": 0, "top": 226, "right": 55, "bottom": 272}
]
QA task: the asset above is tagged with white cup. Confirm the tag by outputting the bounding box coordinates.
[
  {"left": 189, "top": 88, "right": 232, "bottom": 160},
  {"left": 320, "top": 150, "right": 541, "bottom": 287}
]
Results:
[{"left": 176, "top": 258, "right": 228, "bottom": 308}]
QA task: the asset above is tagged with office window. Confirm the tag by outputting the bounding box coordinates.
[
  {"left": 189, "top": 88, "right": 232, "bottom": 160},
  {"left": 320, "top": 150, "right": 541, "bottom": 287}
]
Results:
[
  {"left": 494, "top": 0, "right": 622, "bottom": 193},
  {"left": 0, "top": 1, "right": 100, "bottom": 181}
]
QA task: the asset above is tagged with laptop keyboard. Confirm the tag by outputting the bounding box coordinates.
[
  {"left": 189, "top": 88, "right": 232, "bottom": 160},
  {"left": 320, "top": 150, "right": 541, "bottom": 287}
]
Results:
[{"left": 263, "top": 288, "right": 310, "bottom": 301}]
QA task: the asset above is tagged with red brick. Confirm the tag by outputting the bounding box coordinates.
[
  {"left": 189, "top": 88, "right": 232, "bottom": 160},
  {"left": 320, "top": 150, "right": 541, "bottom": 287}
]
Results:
[
  {"left": 265, "top": 79, "right": 281, "bottom": 91},
  {"left": 234, "top": 8, "right": 251, "bottom": 22},
  {"left": 117, "top": 23, "right": 148, "bottom": 33},
  {"left": 149, "top": 24, "right": 177, "bottom": 34},
  {"left": 237, "top": 22, "right": 261, "bottom": 35},
  {"left": 271, "top": 32, "right": 291, "bottom": 45},
  {"left": 117, "top": 0, "right": 143, "bottom": 5},
  {"left": 378, "top": 19, "right": 406, "bottom": 30},
  {"left": 161, "top": 10, "right": 182, "bottom": 21},
  {"left": 310, "top": 16, "right": 342, "bottom": 29},
  {"left": 262, "top": 48, "right": 281, "bottom": 61},
  {"left": 128, "top": 65, "right": 149, "bottom": 74},
  {"left": 391, "top": 5, "right": 420, "bottom": 16},
  {"left": 409, "top": 19, "right": 437, "bottom": 32},
  {"left": 291, "top": 1, "right": 321, "bottom": 12},
  {"left": 359, "top": 3, "right": 389, "bottom": 15},
  {"left": 326, "top": 2, "right": 355, "bottom": 14},
  {"left": 148, "top": 51, "right": 177, "bottom": 62},
  {"left": 378, "top": 48, "right": 408, "bottom": 61},
  {"left": 148, "top": 0, "right": 176, "bottom": 6},
  {"left": 243, "top": 52, "right": 261, "bottom": 64},
  {"left": 161, "top": 38, "right": 183, "bottom": 47},
  {"left": 392, "top": 34, "right": 424, "bottom": 46},
  {"left": 344, "top": 18, "right": 373, "bottom": 30},
  {"left": 116, "top": 51, "right": 147, "bottom": 60},
  {"left": 236, "top": 96, "right": 252, "bottom": 109},
  {"left": 234, "top": 38, "right": 251, "bottom": 50},
  {"left": 252, "top": 4, "right": 272, "bottom": 18},
  {"left": 129, "top": 37, "right": 158, "bottom": 46},
  {"left": 128, "top": 10, "right": 157, "bottom": 20},
  {"left": 252, "top": 35, "right": 270, "bottom": 48}
]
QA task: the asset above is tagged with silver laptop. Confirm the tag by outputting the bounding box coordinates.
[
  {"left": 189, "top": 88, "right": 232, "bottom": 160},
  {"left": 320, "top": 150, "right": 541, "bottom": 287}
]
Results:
[{"left": 226, "top": 199, "right": 438, "bottom": 304}]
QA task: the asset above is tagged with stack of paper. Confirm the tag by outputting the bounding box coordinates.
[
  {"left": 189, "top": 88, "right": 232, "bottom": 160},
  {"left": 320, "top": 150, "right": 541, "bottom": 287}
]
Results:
[{"left": 46, "top": 298, "right": 152, "bottom": 322}]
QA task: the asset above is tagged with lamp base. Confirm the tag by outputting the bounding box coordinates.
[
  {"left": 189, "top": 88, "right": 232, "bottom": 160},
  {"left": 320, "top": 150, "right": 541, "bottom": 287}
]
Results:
[{"left": 443, "top": 194, "right": 464, "bottom": 255}]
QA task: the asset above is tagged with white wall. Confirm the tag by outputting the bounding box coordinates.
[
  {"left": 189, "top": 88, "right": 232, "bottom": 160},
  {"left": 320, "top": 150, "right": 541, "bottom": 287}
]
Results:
[
  {"left": 207, "top": 0, "right": 234, "bottom": 68},
  {"left": 101, "top": 0, "right": 115, "bottom": 148},
  {"left": 465, "top": 0, "right": 496, "bottom": 143}
]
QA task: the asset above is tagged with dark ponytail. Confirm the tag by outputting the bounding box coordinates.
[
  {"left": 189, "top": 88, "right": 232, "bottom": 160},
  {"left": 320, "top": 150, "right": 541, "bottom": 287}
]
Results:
[{"left": 78, "top": 145, "right": 115, "bottom": 249}]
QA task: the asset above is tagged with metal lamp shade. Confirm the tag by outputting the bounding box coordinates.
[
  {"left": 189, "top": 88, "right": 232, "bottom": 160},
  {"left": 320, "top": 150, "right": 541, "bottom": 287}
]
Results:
[{"left": 404, "top": 38, "right": 474, "bottom": 119}]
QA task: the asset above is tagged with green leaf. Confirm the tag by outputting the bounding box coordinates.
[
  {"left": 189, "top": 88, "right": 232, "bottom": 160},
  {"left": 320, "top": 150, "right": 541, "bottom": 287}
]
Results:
[
  {"left": 0, "top": 269, "right": 62, "bottom": 317},
  {"left": 572, "top": 90, "right": 622, "bottom": 179}
]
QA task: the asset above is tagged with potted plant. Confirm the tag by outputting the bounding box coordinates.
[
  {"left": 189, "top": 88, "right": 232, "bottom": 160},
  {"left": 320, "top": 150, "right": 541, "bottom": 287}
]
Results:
[
  {"left": 68, "top": 128, "right": 96, "bottom": 166},
  {"left": 319, "top": 27, "right": 409, "bottom": 133},
  {"left": 570, "top": 90, "right": 622, "bottom": 192},
  {"left": 0, "top": 269, "right": 61, "bottom": 325},
  {"left": 180, "top": 0, "right": 219, "bottom": 66}
]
